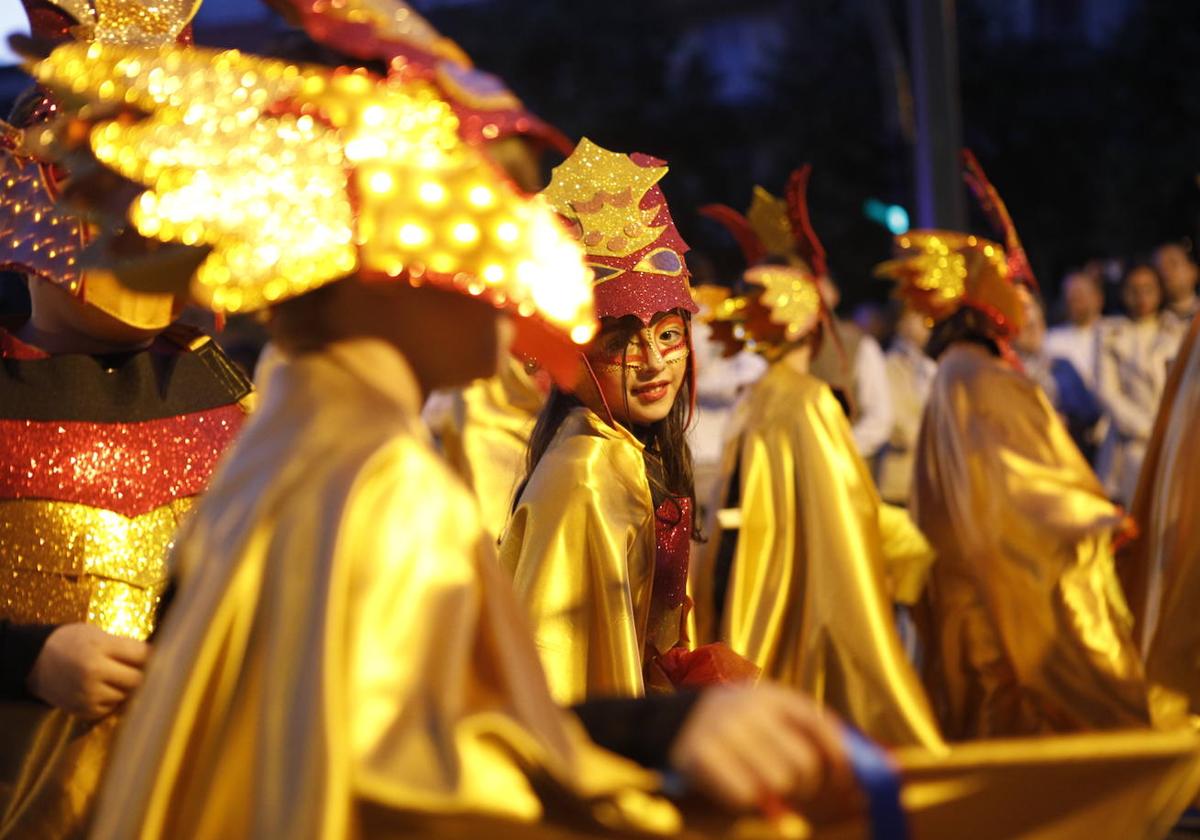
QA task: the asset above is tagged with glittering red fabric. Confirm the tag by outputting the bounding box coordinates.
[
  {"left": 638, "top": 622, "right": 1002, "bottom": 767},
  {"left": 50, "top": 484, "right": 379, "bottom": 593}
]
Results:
[
  {"left": 0, "top": 405, "right": 245, "bottom": 517},
  {"left": 651, "top": 495, "right": 692, "bottom": 622}
]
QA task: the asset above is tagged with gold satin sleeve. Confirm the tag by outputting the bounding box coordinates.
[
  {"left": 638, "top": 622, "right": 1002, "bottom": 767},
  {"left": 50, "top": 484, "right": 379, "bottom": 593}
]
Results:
[
  {"left": 91, "top": 430, "right": 677, "bottom": 839},
  {"left": 498, "top": 408, "right": 656, "bottom": 706},
  {"left": 1126, "top": 314, "right": 1200, "bottom": 728},
  {"left": 709, "top": 363, "right": 943, "bottom": 749},
  {"left": 877, "top": 502, "right": 935, "bottom": 607},
  {"left": 434, "top": 355, "right": 545, "bottom": 545},
  {"left": 913, "top": 344, "right": 1149, "bottom": 738}
]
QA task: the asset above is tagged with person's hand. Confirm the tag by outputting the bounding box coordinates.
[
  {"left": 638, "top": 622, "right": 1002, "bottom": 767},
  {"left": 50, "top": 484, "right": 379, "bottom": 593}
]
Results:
[
  {"left": 668, "top": 682, "right": 853, "bottom": 813},
  {"left": 26, "top": 623, "right": 149, "bottom": 719}
]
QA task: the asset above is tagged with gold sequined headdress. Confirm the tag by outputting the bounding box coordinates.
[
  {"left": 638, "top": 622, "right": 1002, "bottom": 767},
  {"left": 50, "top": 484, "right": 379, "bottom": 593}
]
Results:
[
  {"left": 541, "top": 138, "right": 697, "bottom": 325},
  {"left": 874, "top": 230, "right": 1024, "bottom": 339},
  {"left": 30, "top": 42, "right": 596, "bottom": 378},
  {"left": 0, "top": 0, "right": 202, "bottom": 329}
]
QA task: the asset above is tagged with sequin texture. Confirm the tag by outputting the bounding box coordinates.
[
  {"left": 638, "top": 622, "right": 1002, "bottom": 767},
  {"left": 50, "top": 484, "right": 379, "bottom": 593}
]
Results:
[
  {"left": 541, "top": 138, "right": 697, "bottom": 324},
  {"left": 0, "top": 498, "right": 191, "bottom": 639},
  {"left": 0, "top": 404, "right": 245, "bottom": 517}
]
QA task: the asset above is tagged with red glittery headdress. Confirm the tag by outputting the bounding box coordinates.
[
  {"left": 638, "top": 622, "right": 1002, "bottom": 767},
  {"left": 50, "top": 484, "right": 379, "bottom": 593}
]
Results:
[
  {"left": 962, "top": 148, "right": 1038, "bottom": 291},
  {"left": 541, "top": 138, "right": 698, "bottom": 325},
  {"left": 269, "top": 0, "right": 572, "bottom": 155},
  {"left": 0, "top": 0, "right": 199, "bottom": 329}
]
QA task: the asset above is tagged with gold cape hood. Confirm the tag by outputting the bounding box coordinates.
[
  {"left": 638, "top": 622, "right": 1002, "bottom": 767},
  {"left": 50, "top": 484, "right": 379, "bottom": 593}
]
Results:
[
  {"left": 431, "top": 355, "right": 546, "bottom": 546},
  {"left": 499, "top": 407, "right": 656, "bottom": 706},
  {"left": 89, "top": 341, "right": 677, "bottom": 839},
  {"left": 693, "top": 362, "right": 942, "bottom": 749},
  {"left": 913, "top": 343, "right": 1150, "bottom": 738}
]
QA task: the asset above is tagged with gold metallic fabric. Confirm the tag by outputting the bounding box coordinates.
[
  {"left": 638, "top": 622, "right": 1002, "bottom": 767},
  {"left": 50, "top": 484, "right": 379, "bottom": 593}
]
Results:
[
  {"left": 877, "top": 502, "right": 936, "bottom": 607},
  {"left": 697, "top": 362, "right": 942, "bottom": 749},
  {"left": 1125, "top": 313, "right": 1200, "bottom": 728},
  {"left": 499, "top": 407, "right": 655, "bottom": 706},
  {"left": 913, "top": 343, "right": 1150, "bottom": 739},
  {"left": 0, "top": 498, "right": 189, "bottom": 639},
  {"left": 434, "top": 356, "right": 545, "bottom": 545},
  {"left": 91, "top": 340, "right": 676, "bottom": 839}
]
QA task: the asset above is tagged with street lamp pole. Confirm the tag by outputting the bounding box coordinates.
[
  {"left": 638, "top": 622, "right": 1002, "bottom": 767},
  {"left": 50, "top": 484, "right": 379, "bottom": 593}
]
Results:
[{"left": 908, "top": 0, "right": 966, "bottom": 230}]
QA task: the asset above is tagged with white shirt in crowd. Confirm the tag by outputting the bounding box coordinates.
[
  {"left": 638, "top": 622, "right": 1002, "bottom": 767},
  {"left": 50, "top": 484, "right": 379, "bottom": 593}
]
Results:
[
  {"left": 851, "top": 334, "right": 895, "bottom": 460},
  {"left": 1044, "top": 320, "right": 1104, "bottom": 389}
]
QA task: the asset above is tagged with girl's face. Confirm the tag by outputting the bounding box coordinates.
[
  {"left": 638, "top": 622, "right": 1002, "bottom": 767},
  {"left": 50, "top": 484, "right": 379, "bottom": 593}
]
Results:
[{"left": 583, "top": 311, "right": 689, "bottom": 426}]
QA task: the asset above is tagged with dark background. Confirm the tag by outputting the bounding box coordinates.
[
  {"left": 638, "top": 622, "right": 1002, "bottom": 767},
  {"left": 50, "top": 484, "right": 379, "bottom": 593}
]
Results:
[{"left": 3, "top": 0, "right": 1198, "bottom": 318}]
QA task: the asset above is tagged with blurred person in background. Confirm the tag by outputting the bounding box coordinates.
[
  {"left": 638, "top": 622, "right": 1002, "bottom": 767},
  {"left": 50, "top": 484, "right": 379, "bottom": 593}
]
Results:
[
  {"left": 875, "top": 305, "right": 936, "bottom": 506},
  {"left": 1044, "top": 269, "right": 1108, "bottom": 462},
  {"left": 1097, "top": 262, "right": 1184, "bottom": 506},
  {"left": 1154, "top": 241, "right": 1199, "bottom": 331},
  {"left": 810, "top": 274, "right": 895, "bottom": 460}
]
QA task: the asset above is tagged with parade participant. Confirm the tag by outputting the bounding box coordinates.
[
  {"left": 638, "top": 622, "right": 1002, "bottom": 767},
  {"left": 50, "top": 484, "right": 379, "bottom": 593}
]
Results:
[
  {"left": 1096, "top": 262, "right": 1184, "bottom": 506},
  {"left": 34, "top": 40, "right": 861, "bottom": 837},
  {"left": 705, "top": 168, "right": 894, "bottom": 458},
  {"left": 0, "top": 1, "right": 254, "bottom": 836},
  {"left": 500, "top": 139, "right": 759, "bottom": 706},
  {"left": 878, "top": 230, "right": 1151, "bottom": 739},
  {"left": 687, "top": 209, "right": 940, "bottom": 749},
  {"left": 1122, "top": 311, "right": 1200, "bottom": 729},
  {"left": 268, "top": 0, "right": 571, "bottom": 541}
]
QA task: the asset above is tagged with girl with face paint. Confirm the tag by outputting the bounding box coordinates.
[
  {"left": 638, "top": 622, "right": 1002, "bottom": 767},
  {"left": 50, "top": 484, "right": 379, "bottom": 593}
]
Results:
[{"left": 500, "top": 140, "right": 758, "bottom": 705}]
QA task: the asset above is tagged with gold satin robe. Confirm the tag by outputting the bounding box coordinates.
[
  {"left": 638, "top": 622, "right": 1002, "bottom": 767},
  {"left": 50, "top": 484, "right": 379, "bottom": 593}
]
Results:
[
  {"left": 913, "top": 342, "right": 1150, "bottom": 739},
  {"left": 430, "top": 355, "right": 545, "bottom": 545},
  {"left": 499, "top": 407, "right": 657, "bottom": 706},
  {"left": 89, "top": 340, "right": 678, "bottom": 840},
  {"left": 1125, "top": 313, "right": 1200, "bottom": 728},
  {"left": 693, "top": 362, "right": 942, "bottom": 749}
]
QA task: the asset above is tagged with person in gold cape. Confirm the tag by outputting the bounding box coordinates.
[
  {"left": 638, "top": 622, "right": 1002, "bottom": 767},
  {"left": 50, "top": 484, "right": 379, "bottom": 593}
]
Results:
[
  {"left": 499, "top": 139, "right": 761, "bottom": 707},
  {"left": 686, "top": 256, "right": 941, "bottom": 751},
  {"left": 1122, "top": 310, "right": 1200, "bottom": 729},
  {"left": 30, "top": 33, "right": 875, "bottom": 838},
  {"left": 876, "top": 230, "right": 1152, "bottom": 739}
]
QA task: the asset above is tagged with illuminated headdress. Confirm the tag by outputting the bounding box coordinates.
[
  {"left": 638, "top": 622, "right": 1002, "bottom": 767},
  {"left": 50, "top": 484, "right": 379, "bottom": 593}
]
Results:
[
  {"left": 541, "top": 138, "right": 698, "bottom": 325},
  {"left": 269, "top": 0, "right": 572, "bottom": 154},
  {"left": 0, "top": 0, "right": 201, "bottom": 329},
  {"left": 874, "top": 230, "right": 1024, "bottom": 339},
  {"left": 697, "top": 165, "right": 828, "bottom": 347},
  {"left": 30, "top": 41, "right": 595, "bottom": 379}
]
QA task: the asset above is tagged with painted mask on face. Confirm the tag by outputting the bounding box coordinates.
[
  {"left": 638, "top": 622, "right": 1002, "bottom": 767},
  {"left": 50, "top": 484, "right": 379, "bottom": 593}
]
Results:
[{"left": 585, "top": 311, "right": 689, "bottom": 427}]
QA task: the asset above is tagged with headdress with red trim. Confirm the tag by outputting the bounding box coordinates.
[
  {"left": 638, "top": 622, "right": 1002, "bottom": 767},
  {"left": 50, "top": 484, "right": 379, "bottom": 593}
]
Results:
[
  {"left": 0, "top": 0, "right": 201, "bottom": 329},
  {"left": 697, "top": 165, "right": 830, "bottom": 348},
  {"left": 268, "top": 0, "right": 572, "bottom": 155},
  {"left": 962, "top": 148, "right": 1038, "bottom": 291},
  {"left": 874, "top": 230, "right": 1025, "bottom": 342},
  {"left": 541, "top": 138, "right": 697, "bottom": 325}
]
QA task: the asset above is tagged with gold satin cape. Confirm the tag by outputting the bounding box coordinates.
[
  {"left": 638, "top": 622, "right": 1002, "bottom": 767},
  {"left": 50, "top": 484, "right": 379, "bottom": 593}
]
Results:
[
  {"left": 1125, "top": 312, "right": 1200, "bottom": 728},
  {"left": 431, "top": 355, "right": 545, "bottom": 545},
  {"left": 913, "top": 343, "right": 1150, "bottom": 739},
  {"left": 693, "top": 362, "right": 942, "bottom": 749},
  {"left": 89, "top": 340, "right": 678, "bottom": 840},
  {"left": 499, "top": 407, "right": 657, "bottom": 706}
]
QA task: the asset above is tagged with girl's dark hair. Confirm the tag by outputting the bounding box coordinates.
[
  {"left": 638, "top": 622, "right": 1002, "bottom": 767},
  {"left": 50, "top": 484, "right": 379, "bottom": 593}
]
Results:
[
  {"left": 519, "top": 310, "right": 701, "bottom": 539},
  {"left": 925, "top": 306, "right": 1002, "bottom": 360}
]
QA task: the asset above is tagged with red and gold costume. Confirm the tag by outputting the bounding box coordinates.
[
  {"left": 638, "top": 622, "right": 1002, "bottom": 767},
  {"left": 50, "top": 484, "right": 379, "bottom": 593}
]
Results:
[
  {"left": 24, "top": 31, "right": 719, "bottom": 839},
  {"left": 499, "top": 139, "right": 754, "bottom": 705},
  {"left": 0, "top": 2, "right": 255, "bottom": 836},
  {"left": 879, "top": 228, "right": 1151, "bottom": 738},
  {"left": 690, "top": 180, "right": 941, "bottom": 749}
]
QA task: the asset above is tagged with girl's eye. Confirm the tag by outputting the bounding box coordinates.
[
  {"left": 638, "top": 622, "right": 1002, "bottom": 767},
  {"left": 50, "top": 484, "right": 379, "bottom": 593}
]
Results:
[{"left": 659, "top": 329, "right": 681, "bottom": 343}]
